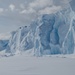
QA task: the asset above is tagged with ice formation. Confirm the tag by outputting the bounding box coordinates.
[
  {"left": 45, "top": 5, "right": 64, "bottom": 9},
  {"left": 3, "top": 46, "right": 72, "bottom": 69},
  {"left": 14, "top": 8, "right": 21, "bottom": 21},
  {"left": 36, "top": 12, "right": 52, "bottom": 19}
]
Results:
[{"left": 0, "top": 7, "right": 75, "bottom": 56}]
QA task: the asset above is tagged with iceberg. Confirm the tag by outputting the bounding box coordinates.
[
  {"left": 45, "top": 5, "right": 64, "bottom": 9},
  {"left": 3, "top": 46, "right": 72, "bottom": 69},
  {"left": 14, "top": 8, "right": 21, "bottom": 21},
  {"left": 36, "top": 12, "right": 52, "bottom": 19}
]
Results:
[{"left": 4, "top": 7, "right": 75, "bottom": 56}]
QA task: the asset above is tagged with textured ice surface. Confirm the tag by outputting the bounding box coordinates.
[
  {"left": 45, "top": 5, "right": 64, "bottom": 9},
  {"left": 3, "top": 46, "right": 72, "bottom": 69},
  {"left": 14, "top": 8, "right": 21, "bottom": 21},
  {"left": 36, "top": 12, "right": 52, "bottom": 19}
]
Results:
[
  {"left": 0, "top": 7, "right": 75, "bottom": 56},
  {"left": 34, "top": 7, "right": 75, "bottom": 56},
  {"left": 0, "top": 40, "right": 9, "bottom": 51}
]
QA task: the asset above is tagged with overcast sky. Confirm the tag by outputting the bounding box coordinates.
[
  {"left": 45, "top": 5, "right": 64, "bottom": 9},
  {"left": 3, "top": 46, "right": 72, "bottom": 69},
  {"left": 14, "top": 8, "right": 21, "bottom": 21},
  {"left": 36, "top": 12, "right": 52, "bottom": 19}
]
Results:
[{"left": 0, "top": 0, "right": 74, "bottom": 33}]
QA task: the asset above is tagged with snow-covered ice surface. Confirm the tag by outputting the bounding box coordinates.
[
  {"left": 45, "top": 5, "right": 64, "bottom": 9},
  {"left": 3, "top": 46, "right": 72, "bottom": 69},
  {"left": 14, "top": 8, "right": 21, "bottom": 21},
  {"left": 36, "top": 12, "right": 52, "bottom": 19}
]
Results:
[{"left": 0, "top": 53, "right": 75, "bottom": 75}]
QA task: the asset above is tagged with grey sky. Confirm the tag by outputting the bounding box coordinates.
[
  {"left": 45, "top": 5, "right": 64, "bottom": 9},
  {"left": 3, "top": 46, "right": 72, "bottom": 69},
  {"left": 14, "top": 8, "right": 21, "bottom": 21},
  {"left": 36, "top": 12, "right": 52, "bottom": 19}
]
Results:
[{"left": 0, "top": 0, "right": 74, "bottom": 33}]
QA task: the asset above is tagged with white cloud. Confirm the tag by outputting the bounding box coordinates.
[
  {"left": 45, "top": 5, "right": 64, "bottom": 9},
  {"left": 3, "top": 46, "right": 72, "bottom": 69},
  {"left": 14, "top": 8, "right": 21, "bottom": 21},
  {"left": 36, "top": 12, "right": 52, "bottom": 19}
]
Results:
[
  {"left": 39, "top": 6, "right": 61, "bottom": 14},
  {"left": 0, "top": 8, "right": 4, "bottom": 13},
  {"left": 19, "top": 0, "right": 71, "bottom": 22},
  {"left": 27, "top": 0, "right": 71, "bottom": 15},
  {"left": 20, "top": 0, "right": 53, "bottom": 15},
  {"left": 53, "top": 0, "right": 71, "bottom": 7},
  {"left": 20, "top": 8, "right": 36, "bottom": 14},
  {"left": 0, "top": 32, "right": 11, "bottom": 40},
  {"left": 29, "top": 0, "right": 71, "bottom": 10},
  {"left": 29, "top": 0, "right": 53, "bottom": 9},
  {"left": 20, "top": 4, "right": 25, "bottom": 9},
  {"left": 20, "top": 9, "right": 27, "bottom": 14},
  {"left": 0, "top": 0, "right": 72, "bottom": 33},
  {"left": 57, "top": 0, "right": 71, "bottom": 4},
  {"left": 9, "top": 4, "right": 15, "bottom": 11}
]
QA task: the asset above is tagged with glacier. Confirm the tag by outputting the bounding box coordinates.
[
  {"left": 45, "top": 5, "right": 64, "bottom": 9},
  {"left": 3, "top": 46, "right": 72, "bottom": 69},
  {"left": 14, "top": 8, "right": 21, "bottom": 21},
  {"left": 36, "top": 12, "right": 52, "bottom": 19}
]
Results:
[{"left": 0, "top": 7, "right": 75, "bottom": 56}]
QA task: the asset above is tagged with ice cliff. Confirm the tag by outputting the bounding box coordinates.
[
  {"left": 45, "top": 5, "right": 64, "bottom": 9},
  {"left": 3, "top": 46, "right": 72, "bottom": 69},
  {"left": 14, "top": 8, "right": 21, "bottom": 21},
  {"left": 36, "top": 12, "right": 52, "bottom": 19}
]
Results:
[{"left": 1, "top": 7, "right": 75, "bottom": 56}]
